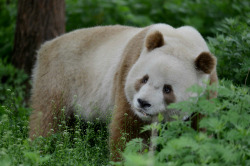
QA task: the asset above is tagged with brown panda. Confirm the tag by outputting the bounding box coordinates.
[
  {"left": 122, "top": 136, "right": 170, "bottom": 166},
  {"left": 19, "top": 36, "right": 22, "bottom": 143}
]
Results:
[{"left": 29, "top": 24, "right": 218, "bottom": 161}]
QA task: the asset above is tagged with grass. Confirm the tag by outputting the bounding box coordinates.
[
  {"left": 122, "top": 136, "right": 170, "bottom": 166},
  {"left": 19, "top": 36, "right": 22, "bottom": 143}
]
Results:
[{"left": 0, "top": 94, "right": 111, "bottom": 166}]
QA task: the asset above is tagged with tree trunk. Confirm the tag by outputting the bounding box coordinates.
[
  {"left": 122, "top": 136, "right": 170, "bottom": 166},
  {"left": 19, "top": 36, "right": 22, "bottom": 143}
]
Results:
[{"left": 12, "top": 0, "right": 65, "bottom": 76}]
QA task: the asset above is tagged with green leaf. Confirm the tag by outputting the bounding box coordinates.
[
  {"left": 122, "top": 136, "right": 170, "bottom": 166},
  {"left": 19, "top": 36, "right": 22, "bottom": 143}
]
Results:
[{"left": 158, "top": 113, "right": 164, "bottom": 122}]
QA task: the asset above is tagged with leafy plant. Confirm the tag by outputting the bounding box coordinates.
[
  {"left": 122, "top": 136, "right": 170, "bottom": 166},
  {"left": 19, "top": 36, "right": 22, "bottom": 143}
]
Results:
[
  {"left": 208, "top": 18, "right": 250, "bottom": 85},
  {"left": 119, "top": 81, "right": 250, "bottom": 165}
]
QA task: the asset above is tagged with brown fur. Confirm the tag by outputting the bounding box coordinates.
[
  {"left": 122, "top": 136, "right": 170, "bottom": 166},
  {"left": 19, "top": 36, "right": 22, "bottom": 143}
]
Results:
[
  {"left": 195, "top": 52, "right": 216, "bottom": 74},
  {"left": 110, "top": 28, "right": 151, "bottom": 161},
  {"left": 146, "top": 31, "right": 164, "bottom": 51},
  {"left": 209, "top": 70, "right": 219, "bottom": 98},
  {"left": 134, "top": 75, "right": 149, "bottom": 91},
  {"left": 163, "top": 86, "right": 176, "bottom": 105},
  {"left": 29, "top": 91, "right": 66, "bottom": 138}
]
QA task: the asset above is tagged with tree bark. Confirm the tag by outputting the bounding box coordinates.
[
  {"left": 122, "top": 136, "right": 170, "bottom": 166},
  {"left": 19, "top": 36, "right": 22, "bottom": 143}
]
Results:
[{"left": 12, "top": 0, "right": 65, "bottom": 76}]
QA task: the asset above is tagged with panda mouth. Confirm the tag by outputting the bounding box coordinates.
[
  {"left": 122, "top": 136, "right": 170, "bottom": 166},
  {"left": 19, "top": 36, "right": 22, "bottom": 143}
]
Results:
[{"left": 137, "top": 108, "right": 152, "bottom": 117}]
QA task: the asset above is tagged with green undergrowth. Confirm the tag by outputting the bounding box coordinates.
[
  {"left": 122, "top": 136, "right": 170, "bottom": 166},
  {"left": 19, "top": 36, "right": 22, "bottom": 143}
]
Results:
[
  {"left": 0, "top": 60, "right": 29, "bottom": 132},
  {"left": 0, "top": 80, "right": 249, "bottom": 165},
  {"left": 116, "top": 81, "right": 250, "bottom": 166},
  {"left": 0, "top": 105, "right": 110, "bottom": 166}
]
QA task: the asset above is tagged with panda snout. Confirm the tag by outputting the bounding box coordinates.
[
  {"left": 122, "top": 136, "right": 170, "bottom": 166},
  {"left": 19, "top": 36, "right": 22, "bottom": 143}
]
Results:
[{"left": 137, "top": 98, "right": 151, "bottom": 108}]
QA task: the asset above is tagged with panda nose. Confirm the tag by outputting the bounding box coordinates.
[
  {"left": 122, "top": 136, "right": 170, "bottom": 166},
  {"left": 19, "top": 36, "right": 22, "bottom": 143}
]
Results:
[{"left": 137, "top": 98, "right": 151, "bottom": 108}]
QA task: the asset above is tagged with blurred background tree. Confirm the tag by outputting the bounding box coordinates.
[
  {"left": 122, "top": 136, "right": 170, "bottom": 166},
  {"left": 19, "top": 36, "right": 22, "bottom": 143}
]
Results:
[{"left": 12, "top": 0, "right": 65, "bottom": 76}]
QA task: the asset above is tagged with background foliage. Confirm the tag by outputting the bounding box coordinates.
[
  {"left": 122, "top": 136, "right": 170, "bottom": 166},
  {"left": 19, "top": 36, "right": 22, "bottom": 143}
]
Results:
[
  {"left": 208, "top": 18, "right": 250, "bottom": 85},
  {"left": 0, "top": 0, "right": 249, "bottom": 165},
  {"left": 0, "top": 0, "right": 17, "bottom": 62},
  {"left": 66, "top": 0, "right": 249, "bottom": 37},
  {"left": 1, "top": 0, "right": 249, "bottom": 85}
]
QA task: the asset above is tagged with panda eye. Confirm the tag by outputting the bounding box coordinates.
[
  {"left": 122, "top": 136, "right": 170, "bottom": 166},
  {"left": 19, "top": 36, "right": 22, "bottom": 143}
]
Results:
[
  {"left": 141, "top": 75, "right": 149, "bottom": 84},
  {"left": 163, "top": 84, "right": 172, "bottom": 94}
]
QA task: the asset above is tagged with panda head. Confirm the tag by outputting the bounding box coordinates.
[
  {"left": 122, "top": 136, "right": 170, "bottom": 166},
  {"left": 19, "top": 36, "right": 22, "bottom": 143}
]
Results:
[{"left": 125, "top": 25, "right": 216, "bottom": 122}]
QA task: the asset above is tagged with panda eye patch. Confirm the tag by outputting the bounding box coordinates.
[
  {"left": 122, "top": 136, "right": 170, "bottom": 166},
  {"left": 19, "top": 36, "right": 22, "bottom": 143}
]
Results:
[
  {"left": 141, "top": 75, "right": 149, "bottom": 84},
  {"left": 163, "top": 84, "right": 172, "bottom": 94}
]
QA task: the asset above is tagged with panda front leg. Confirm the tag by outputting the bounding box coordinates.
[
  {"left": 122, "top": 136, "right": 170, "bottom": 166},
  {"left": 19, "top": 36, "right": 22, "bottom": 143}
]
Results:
[
  {"left": 109, "top": 100, "right": 150, "bottom": 161},
  {"left": 109, "top": 112, "right": 126, "bottom": 162}
]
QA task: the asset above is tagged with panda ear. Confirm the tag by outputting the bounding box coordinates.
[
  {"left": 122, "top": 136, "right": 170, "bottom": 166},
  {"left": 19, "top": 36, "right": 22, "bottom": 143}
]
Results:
[
  {"left": 146, "top": 31, "right": 164, "bottom": 51},
  {"left": 195, "top": 52, "right": 216, "bottom": 74}
]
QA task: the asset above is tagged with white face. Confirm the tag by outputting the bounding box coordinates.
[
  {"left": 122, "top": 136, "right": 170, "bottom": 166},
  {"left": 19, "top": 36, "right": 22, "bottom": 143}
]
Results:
[{"left": 125, "top": 51, "right": 208, "bottom": 122}]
